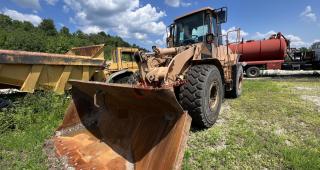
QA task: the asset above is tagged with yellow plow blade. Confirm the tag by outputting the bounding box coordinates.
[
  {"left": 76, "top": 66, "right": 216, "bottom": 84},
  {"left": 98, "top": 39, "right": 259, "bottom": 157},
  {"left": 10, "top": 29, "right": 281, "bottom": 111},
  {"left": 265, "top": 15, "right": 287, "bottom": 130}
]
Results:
[{"left": 51, "top": 80, "right": 191, "bottom": 170}]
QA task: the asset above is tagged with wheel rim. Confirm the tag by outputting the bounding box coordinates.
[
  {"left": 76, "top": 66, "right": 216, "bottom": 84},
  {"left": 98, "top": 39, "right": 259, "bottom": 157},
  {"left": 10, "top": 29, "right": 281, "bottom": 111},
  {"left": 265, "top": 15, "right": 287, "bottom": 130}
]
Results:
[
  {"left": 209, "top": 82, "right": 219, "bottom": 112},
  {"left": 250, "top": 69, "right": 257, "bottom": 76}
]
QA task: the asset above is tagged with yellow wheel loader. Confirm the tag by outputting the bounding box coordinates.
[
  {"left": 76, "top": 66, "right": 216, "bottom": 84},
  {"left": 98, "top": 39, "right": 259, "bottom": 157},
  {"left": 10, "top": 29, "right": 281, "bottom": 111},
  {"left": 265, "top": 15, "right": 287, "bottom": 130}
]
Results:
[{"left": 49, "top": 7, "right": 243, "bottom": 169}]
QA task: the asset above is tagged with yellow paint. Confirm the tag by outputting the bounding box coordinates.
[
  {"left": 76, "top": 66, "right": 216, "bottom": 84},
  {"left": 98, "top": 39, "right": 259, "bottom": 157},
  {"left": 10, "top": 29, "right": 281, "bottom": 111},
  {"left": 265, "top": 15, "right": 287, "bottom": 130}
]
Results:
[
  {"left": 20, "top": 65, "right": 43, "bottom": 93},
  {"left": 82, "top": 66, "right": 90, "bottom": 81},
  {"left": 54, "top": 66, "right": 73, "bottom": 94},
  {"left": 107, "top": 47, "right": 139, "bottom": 73},
  {"left": 0, "top": 45, "right": 106, "bottom": 94}
]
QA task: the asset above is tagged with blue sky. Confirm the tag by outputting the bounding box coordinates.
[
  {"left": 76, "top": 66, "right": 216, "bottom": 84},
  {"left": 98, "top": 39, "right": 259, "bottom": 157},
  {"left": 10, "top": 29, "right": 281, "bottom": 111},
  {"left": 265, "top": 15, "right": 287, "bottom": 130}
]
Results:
[{"left": 1, "top": 0, "right": 319, "bottom": 48}]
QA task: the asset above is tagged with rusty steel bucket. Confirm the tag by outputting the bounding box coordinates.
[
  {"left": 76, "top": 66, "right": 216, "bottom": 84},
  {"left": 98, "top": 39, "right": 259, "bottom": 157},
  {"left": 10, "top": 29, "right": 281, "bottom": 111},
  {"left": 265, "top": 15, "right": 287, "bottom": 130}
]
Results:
[{"left": 50, "top": 80, "right": 191, "bottom": 170}]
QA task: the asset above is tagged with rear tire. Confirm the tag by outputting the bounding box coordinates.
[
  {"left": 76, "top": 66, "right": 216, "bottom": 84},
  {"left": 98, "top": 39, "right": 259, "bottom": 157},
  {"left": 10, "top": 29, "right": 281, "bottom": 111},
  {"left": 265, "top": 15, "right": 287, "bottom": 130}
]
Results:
[
  {"left": 109, "top": 72, "right": 137, "bottom": 84},
  {"left": 246, "top": 66, "right": 260, "bottom": 78},
  {"left": 179, "top": 65, "right": 223, "bottom": 128},
  {"left": 226, "top": 65, "right": 243, "bottom": 98}
]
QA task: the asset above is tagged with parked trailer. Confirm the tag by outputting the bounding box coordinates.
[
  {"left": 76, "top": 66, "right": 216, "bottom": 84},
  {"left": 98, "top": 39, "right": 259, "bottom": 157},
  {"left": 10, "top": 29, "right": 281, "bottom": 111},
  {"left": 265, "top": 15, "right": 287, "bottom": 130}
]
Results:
[
  {"left": 311, "top": 42, "right": 320, "bottom": 64},
  {"left": 0, "top": 44, "right": 105, "bottom": 94},
  {"left": 229, "top": 32, "right": 320, "bottom": 77}
]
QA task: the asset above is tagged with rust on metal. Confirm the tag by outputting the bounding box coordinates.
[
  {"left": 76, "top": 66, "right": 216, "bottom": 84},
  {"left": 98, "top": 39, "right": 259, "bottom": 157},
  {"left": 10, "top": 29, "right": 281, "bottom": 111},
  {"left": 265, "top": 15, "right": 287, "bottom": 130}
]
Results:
[
  {"left": 0, "top": 49, "right": 104, "bottom": 66},
  {"left": 51, "top": 80, "right": 191, "bottom": 169}
]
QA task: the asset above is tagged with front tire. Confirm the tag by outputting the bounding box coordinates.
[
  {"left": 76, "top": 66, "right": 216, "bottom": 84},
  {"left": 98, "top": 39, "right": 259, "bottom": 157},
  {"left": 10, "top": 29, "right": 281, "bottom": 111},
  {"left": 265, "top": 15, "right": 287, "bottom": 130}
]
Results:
[{"left": 179, "top": 65, "right": 223, "bottom": 128}]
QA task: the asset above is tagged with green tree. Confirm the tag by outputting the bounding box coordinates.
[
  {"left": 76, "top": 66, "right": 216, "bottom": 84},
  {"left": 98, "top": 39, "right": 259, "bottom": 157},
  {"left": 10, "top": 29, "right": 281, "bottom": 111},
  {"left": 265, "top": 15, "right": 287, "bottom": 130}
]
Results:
[
  {"left": 0, "top": 14, "right": 143, "bottom": 57},
  {"left": 38, "top": 19, "right": 57, "bottom": 36},
  {"left": 98, "top": 31, "right": 107, "bottom": 37},
  {"left": 299, "top": 47, "right": 308, "bottom": 53},
  {"left": 0, "top": 14, "right": 12, "bottom": 28},
  {"left": 59, "top": 26, "right": 70, "bottom": 36},
  {"left": 21, "top": 21, "right": 34, "bottom": 31}
]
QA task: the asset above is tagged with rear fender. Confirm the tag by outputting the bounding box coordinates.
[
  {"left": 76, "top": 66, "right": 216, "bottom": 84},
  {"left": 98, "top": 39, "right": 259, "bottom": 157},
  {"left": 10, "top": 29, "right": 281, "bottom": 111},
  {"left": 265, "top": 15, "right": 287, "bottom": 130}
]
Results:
[{"left": 106, "top": 69, "right": 133, "bottom": 83}]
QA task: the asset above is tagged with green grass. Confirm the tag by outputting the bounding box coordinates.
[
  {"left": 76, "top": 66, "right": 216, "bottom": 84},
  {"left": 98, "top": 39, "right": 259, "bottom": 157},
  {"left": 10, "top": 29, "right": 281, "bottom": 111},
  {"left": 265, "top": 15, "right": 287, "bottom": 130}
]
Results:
[
  {"left": 0, "top": 78, "right": 319, "bottom": 169},
  {"left": 183, "top": 78, "right": 320, "bottom": 169},
  {"left": 0, "top": 92, "right": 70, "bottom": 169}
]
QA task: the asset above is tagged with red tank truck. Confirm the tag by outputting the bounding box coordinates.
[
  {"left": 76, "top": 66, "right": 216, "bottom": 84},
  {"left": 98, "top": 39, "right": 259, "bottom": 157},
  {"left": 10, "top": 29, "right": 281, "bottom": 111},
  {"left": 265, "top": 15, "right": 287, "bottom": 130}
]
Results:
[
  {"left": 229, "top": 32, "right": 318, "bottom": 77},
  {"left": 229, "top": 32, "right": 288, "bottom": 77}
]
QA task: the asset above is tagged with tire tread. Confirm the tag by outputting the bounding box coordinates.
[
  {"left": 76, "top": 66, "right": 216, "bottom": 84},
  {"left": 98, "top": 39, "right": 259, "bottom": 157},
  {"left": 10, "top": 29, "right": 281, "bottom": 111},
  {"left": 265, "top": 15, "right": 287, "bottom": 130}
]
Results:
[{"left": 179, "top": 64, "right": 221, "bottom": 128}]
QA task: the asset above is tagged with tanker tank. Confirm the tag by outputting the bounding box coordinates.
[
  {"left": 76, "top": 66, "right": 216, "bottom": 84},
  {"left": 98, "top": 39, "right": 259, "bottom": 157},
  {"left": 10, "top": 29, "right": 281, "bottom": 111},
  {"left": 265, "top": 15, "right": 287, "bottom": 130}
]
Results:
[{"left": 229, "top": 32, "right": 289, "bottom": 62}]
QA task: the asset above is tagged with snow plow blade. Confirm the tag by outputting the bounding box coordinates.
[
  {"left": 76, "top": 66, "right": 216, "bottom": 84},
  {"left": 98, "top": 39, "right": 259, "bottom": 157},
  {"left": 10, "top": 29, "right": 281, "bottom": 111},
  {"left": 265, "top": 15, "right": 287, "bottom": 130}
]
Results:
[{"left": 51, "top": 80, "right": 191, "bottom": 170}]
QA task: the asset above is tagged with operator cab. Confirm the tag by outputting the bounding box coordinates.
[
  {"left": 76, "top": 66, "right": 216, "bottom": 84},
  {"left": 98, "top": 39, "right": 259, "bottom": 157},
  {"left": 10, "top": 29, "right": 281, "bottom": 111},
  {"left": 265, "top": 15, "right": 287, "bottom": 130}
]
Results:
[{"left": 167, "top": 7, "right": 227, "bottom": 48}]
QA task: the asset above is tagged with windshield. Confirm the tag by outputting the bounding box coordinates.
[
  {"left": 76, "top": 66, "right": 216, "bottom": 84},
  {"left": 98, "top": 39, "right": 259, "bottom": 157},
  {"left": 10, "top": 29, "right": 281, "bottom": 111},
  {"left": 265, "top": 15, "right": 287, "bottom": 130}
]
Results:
[{"left": 174, "top": 12, "right": 210, "bottom": 46}]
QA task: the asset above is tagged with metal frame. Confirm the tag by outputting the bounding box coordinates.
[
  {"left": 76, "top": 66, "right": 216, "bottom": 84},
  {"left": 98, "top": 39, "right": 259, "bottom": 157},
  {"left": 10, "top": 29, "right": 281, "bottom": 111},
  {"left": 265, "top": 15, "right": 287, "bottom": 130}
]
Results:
[{"left": 0, "top": 45, "right": 105, "bottom": 94}]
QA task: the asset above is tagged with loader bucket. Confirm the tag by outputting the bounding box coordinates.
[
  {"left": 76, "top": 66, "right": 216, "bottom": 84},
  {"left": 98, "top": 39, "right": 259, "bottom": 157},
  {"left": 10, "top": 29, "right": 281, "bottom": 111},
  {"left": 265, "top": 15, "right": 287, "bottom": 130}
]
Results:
[{"left": 51, "top": 80, "right": 191, "bottom": 170}]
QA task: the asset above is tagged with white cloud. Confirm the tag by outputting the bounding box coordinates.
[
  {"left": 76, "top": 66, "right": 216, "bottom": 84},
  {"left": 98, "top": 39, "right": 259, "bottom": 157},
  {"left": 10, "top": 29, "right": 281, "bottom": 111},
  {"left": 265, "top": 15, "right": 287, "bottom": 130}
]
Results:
[
  {"left": 165, "top": 0, "right": 180, "bottom": 7},
  {"left": 181, "top": 2, "right": 192, "bottom": 7},
  {"left": 11, "top": 0, "right": 40, "bottom": 9},
  {"left": 252, "top": 30, "right": 309, "bottom": 48},
  {"left": 313, "top": 39, "right": 320, "bottom": 43},
  {"left": 63, "top": 0, "right": 166, "bottom": 45},
  {"left": 286, "top": 34, "right": 309, "bottom": 48},
  {"left": 133, "top": 33, "right": 148, "bottom": 40},
  {"left": 222, "top": 27, "right": 249, "bottom": 43},
  {"left": 63, "top": 5, "right": 69, "bottom": 13},
  {"left": 1, "top": 8, "right": 42, "bottom": 26},
  {"left": 165, "top": 0, "right": 191, "bottom": 7},
  {"left": 154, "top": 33, "right": 168, "bottom": 47},
  {"left": 300, "top": 5, "right": 317, "bottom": 22},
  {"left": 252, "top": 30, "right": 277, "bottom": 39},
  {"left": 46, "top": 0, "right": 59, "bottom": 6},
  {"left": 81, "top": 25, "right": 103, "bottom": 34}
]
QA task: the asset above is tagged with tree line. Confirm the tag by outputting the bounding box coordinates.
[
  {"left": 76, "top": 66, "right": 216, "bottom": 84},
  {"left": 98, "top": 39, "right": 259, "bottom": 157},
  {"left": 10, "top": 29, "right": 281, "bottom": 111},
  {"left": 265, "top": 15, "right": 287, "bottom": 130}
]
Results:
[{"left": 0, "top": 14, "right": 141, "bottom": 60}]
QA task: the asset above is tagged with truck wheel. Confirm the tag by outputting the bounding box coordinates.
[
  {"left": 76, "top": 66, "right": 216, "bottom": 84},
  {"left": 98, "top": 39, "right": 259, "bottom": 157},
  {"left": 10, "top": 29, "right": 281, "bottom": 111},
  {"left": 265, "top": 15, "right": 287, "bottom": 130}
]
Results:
[
  {"left": 179, "top": 65, "right": 223, "bottom": 128},
  {"left": 246, "top": 66, "right": 260, "bottom": 78},
  {"left": 107, "top": 71, "right": 137, "bottom": 84},
  {"left": 226, "top": 65, "right": 243, "bottom": 98}
]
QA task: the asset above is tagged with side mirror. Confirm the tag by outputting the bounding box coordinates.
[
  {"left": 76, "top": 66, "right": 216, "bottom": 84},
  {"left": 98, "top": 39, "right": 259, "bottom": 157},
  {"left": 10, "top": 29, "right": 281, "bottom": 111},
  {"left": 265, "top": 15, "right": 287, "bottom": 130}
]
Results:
[
  {"left": 206, "top": 33, "right": 214, "bottom": 44},
  {"left": 214, "top": 7, "right": 227, "bottom": 24}
]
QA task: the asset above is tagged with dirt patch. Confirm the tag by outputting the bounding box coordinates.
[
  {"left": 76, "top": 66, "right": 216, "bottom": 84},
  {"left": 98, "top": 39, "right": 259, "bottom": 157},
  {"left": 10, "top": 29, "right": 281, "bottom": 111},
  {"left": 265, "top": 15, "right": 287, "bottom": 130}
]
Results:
[
  {"left": 300, "top": 95, "right": 320, "bottom": 110},
  {"left": 213, "top": 135, "right": 227, "bottom": 151},
  {"left": 294, "top": 86, "right": 316, "bottom": 91},
  {"left": 274, "top": 128, "right": 286, "bottom": 136},
  {"left": 216, "top": 101, "right": 231, "bottom": 125},
  {"left": 43, "top": 139, "right": 65, "bottom": 170}
]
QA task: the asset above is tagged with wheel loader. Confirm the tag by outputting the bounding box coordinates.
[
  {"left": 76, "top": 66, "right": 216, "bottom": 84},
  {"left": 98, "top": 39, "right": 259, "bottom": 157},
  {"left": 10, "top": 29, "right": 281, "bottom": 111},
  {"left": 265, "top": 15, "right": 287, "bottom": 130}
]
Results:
[{"left": 49, "top": 7, "right": 243, "bottom": 170}]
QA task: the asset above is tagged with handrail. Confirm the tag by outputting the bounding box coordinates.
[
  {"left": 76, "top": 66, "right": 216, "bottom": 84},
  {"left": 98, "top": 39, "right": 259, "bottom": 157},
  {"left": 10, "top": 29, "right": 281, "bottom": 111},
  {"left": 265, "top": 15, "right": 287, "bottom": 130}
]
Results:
[{"left": 218, "top": 28, "right": 241, "bottom": 55}]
